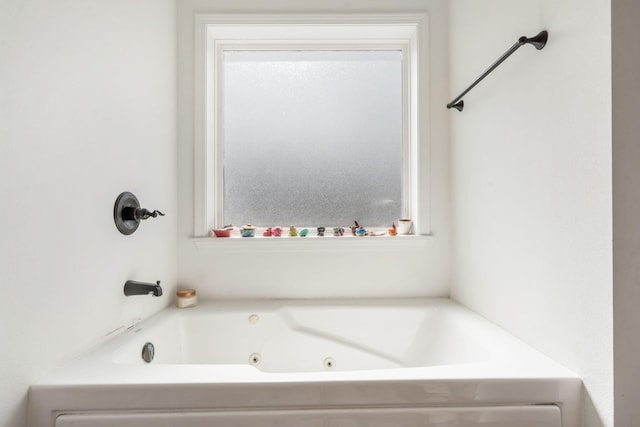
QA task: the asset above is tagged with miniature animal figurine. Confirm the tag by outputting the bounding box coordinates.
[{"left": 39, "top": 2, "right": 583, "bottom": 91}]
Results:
[
  {"left": 263, "top": 227, "right": 273, "bottom": 237},
  {"left": 317, "top": 226, "right": 325, "bottom": 237},
  {"left": 352, "top": 220, "right": 366, "bottom": 236},
  {"left": 289, "top": 225, "right": 298, "bottom": 237},
  {"left": 351, "top": 220, "right": 360, "bottom": 236},
  {"left": 299, "top": 228, "right": 309, "bottom": 237},
  {"left": 388, "top": 223, "right": 398, "bottom": 236},
  {"left": 272, "top": 226, "right": 283, "bottom": 237}
]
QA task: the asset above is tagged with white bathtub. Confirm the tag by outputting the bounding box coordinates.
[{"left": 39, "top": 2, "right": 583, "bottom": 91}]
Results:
[{"left": 28, "top": 298, "right": 581, "bottom": 427}]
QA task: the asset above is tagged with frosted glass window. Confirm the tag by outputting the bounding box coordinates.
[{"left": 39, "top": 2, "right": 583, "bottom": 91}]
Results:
[{"left": 222, "top": 50, "right": 402, "bottom": 227}]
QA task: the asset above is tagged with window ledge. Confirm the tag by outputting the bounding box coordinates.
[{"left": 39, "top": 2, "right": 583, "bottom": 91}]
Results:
[{"left": 192, "top": 234, "right": 433, "bottom": 253}]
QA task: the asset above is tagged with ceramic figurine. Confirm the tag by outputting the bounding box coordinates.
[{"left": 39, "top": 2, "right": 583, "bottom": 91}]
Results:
[
  {"left": 333, "top": 227, "right": 344, "bottom": 236},
  {"left": 299, "top": 228, "right": 309, "bottom": 237},
  {"left": 263, "top": 227, "right": 273, "bottom": 237},
  {"left": 388, "top": 223, "right": 398, "bottom": 236},
  {"left": 241, "top": 225, "right": 256, "bottom": 237},
  {"left": 317, "top": 226, "right": 325, "bottom": 237},
  {"left": 272, "top": 226, "right": 282, "bottom": 237},
  {"left": 351, "top": 220, "right": 366, "bottom": 236},
  {"left": 350, "top": 221, "right": 359, "bottom": 236},
  {"left": 212, "top": 225, "right": 234, "bottom": 238},
  {"left": 289, "top": 225, "right": 298, "bottom": 237}
]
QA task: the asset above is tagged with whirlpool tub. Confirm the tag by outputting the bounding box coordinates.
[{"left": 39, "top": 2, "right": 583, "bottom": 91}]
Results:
[{"left": 28, "top": 298, "right": 581, "bottom": 427}]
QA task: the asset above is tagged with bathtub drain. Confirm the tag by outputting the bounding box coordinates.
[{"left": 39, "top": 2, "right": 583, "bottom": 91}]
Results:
[
  {"left": 323, "top": 357, "right": 336, "bottom": 370},
  {"left": 249, "top": 352, "right": 261, "bottom": 365}
]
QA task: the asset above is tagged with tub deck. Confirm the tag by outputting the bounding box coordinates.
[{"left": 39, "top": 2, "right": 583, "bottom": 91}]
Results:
[{"left": 28, "top": 298, "right": 581, "bottom": 427}]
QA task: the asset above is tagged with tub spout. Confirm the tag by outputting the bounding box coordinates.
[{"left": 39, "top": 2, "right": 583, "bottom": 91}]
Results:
[{"left": 124, "top": 280, "right": 163, "bottom": 297}]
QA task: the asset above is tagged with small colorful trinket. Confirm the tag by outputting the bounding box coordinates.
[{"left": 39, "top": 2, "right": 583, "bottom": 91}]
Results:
[
  {"left": 263, "top": 227, "right": 273, "bottom": 237},
  {"left": 333, "top": 227, "right": 345, "bottom": 236},
  {"left": 317, "top": 226, "right": 325, "bottom": 237},
  {"left": 289, "top": 225, "right": 298, "bottom": 237},
  {"left": 241, "top": 224, "right": 256, "bottom": 237},
  {"left": 351, "top": 221, "right": 367, "bottom": 236},
  {"left": 388, "top": 223, "right": 398, "bottom": 236},
  {"left": 299, "top": 228, "right": 309, "bottom": 237},
  {"left": 212, "top": 224, "right": 234, "bottom": 238},
  {"left": 351, "top": 221, "right": 361, "bottom": 236},
  {"left": 272, "top": 226, "right": 282, "bottom": 237}
]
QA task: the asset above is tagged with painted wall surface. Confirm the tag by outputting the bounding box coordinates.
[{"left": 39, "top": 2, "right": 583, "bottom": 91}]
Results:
[
  {"left": 0, "top": 1, "right": 177, "bottom": 427},
  {"left": 449, "top": 1, "right": 612, "bottom": 427},
  {"left": 612, "top": 0, "right": 640, "bottom": 425},
  {"left": 177, "top": 0, "right": 451, "bottom": 299}
]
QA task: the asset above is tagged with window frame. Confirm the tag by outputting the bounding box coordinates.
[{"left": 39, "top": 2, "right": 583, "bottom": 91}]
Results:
[{"left": 194, "top": 14, "right": 427, "bottom": 238}]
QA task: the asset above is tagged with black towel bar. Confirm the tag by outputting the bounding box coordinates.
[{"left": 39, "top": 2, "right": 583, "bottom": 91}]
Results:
[{"left": 447, "top": 30, "right": 548, "bottom": 112}]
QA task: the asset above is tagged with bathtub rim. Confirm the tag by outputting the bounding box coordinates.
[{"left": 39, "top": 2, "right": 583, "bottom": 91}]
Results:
[
  {"left": 27, "top": 297, "right": 583, "bottom": 427},
  {"left": 34, "top": 297, "right": 580, "bottom": 383}
]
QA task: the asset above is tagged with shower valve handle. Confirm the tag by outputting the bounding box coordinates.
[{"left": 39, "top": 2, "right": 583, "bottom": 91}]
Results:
[
  {"left": 114, "top": 192, "right": 165, "bottom": 235},
  {"left": 136, "top": 208, "right": 165, "bottom": 220},
  {"left": 123, "top": 207, "right": 164, "bottom": 221}
]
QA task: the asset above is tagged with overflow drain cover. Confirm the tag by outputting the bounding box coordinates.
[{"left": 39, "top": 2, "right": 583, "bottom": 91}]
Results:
[{"left": 141, "top": 342, "right": 155, "bottom": 363}]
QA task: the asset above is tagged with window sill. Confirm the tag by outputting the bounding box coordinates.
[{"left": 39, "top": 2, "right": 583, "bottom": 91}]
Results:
[{"left": 192, "top": 234, "right": 433, "bottom": 253}]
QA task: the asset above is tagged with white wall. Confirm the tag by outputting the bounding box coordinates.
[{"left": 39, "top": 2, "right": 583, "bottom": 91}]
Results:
[
  {"left": 0, "top": 1, "right": 623, "bottom": 426},
  {"left": 177, "top": 0, "right": 451, "bottom": 299},
  {"left": 449, "top": 1, "right": 612, "bottom": 427},
  {"left": 0, "top": 2, "right": 177, "bottom": 427},
  {"left": 612, "top": 0, "right": 640, "bottom": 425}
]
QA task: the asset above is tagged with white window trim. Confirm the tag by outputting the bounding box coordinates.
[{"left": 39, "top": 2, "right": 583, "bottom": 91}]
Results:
[{"left": 194, "top": 13, "right": 428, "bottom": 238}]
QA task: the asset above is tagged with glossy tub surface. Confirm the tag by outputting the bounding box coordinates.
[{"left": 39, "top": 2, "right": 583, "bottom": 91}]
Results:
[{"left": 28, "top": 298, "right": 581, "bottom": 427}]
